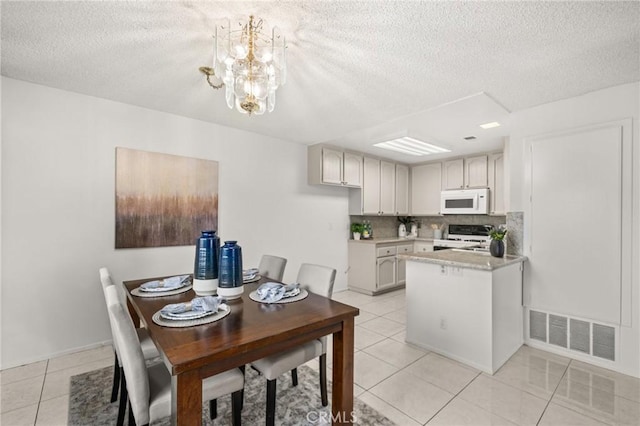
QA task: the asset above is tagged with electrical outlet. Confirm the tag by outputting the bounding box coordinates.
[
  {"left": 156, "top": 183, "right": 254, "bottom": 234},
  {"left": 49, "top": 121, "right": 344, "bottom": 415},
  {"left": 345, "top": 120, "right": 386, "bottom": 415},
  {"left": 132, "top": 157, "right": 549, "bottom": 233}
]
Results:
[
  {"left": 440, "top": 317, "right": 447, "bottom": 330},
  {"left": 440, "top": 265, "right": 447, "bottom": 275}
]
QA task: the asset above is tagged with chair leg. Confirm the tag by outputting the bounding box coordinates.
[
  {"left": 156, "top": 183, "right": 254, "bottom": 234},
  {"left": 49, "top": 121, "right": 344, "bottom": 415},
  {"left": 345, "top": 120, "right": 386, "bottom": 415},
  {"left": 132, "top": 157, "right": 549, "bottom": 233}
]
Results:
[
  {"left": 239, "top": 365, "right": 246, "bottom": 411},
  {"left": 127, "top": 399, "right": 136, "bottom": 426},
  {"left": 209, "top": 399, "right": 217, "bottom": 420},
  {"left": 117, "top": 369, "right": 127, "bottom": 426},
  {"left": 319, "top": 354, "right": 328, "bottom": 407},
  {"left": 111, "top": 352, "right": 120, "bottom": 403},
  {"left": 266, "top": 379, "right": 277, "bottom": 426},
  {"left": 231, "top": 390, "right": 242, "bottom": 426},
  {"left": 291, "top": 368, "right": 298, "bottom": 386}
]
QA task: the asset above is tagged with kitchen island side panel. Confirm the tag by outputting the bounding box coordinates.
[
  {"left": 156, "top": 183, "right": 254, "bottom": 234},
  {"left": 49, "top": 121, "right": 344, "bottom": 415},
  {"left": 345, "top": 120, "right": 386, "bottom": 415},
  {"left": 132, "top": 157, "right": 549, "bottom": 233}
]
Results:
[
  {"left": 406, "top": 259, "right": 523, "bottom": 374},
  {"left": 491, "top": 263, "right": 524, "bottom": 372},
  {"left": 406, "top": 261, "right": 493, "bottom": 372}
]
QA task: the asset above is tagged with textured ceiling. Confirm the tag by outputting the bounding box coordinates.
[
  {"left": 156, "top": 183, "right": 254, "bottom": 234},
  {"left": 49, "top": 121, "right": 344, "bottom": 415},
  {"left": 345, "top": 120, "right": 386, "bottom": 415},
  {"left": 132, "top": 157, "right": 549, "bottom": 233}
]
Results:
[{"left": 2, "top": 1, "right": 639, "bottom": 163}]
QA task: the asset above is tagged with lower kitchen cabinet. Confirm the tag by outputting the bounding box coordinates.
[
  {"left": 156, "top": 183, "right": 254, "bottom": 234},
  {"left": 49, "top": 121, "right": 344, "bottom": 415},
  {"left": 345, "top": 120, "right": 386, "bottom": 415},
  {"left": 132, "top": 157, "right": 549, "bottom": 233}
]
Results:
[{"left": 348, "top": 240, "right": 422, "bottom": 295}]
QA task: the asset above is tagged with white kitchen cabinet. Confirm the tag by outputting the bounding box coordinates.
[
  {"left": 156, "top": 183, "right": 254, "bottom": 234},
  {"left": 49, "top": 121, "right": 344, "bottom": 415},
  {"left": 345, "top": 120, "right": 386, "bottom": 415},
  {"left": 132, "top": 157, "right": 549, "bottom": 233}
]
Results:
[
  {"left": 442, "top": 156, "right": 488, "bottom": 189},
  {"left": 348, "top": 241, "right": 409, "bottom": 295},
  {"left": 488, "top": 153, "right": 505, "bottom": 215},
  {"left": 349, "top": 157, "right": 397, "bottom": 215},
  {"left": 395, "top": 164, "right": 409, "bottom": 215},
  {"left": 411, "top": 163, "right": 442, "bottom": 215},
  {"left": 413, "top": 241, "right": 434, "bottom": 253},
  {"left": 379, "top": 161, "right": 396, "bottom": 214},
  {"left": 442, "top": 159, "right": 464, "bottom": 189},
  {"left": 343, "top": 152, "right": 363, "bottom": 187},
  {"left": 465, "top": 155, "right": 488, "bottom": 188},
  {"left": 307, "top": 145, "right": 362, "bottom": 187},
  {"left": 377, "top": 256, "right": 397, "bottom": 291},
  {"left": 396, "top": 243, "right": 413, "bottom": 285}
]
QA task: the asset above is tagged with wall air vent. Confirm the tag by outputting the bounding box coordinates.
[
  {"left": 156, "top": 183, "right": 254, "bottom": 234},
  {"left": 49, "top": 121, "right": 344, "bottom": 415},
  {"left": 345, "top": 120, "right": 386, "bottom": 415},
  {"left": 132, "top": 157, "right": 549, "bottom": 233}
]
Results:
[
  {"left": 570, "top": 319, "right": 590, "bottom": 353},
  {"left": 593, "top": 324, "right": 615, "bottom": 361},
  {"left": 528, "top": 309, "right": 616, "bottom": 362},
  {"left": 530, "top": 310, "right": 547, "bottom": 341},
  {"left": 549, "top": 314, "right": 568, "bottom": 348}
]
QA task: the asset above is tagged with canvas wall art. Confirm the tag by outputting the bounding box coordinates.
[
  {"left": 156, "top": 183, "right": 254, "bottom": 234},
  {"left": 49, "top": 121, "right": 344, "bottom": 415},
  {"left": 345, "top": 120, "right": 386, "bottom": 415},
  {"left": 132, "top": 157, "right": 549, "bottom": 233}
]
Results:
[{"left": 115, "top": 148, "right": 219, "bottom": 248}]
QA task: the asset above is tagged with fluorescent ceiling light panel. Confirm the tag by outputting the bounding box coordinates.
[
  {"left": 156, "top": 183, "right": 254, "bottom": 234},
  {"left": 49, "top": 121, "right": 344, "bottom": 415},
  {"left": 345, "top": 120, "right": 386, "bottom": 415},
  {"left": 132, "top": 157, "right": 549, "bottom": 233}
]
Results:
[
  {"left": 374, "top": 137, "right": 451, "bottom": 156},
  {"left": 479, "top": 121, "right": 501, "bottom": 129}
]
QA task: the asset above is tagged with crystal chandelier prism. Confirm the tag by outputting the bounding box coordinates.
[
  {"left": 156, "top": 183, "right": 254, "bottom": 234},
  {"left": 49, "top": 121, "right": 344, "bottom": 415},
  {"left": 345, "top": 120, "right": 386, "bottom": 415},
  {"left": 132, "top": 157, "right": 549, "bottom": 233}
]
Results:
[{"left": 200, "top": 15, "right": 286, "bottom": 116}]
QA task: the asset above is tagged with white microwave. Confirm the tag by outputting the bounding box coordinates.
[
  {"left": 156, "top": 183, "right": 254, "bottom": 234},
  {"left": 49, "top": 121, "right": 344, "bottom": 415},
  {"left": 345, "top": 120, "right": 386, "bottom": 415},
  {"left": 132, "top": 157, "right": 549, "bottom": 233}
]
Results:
[{"left": 440, "top": 188, "right": 489, "bottom": 215}]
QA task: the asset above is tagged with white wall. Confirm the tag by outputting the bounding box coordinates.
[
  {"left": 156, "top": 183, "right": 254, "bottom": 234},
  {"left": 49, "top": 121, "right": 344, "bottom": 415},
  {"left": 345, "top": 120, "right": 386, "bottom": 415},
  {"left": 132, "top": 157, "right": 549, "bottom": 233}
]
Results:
[
  {"left": 507, "top": 82, "right": 640, "bottom": 377},
  {"left": 0, "top": 77, "right": 351, "bottom": 369}
]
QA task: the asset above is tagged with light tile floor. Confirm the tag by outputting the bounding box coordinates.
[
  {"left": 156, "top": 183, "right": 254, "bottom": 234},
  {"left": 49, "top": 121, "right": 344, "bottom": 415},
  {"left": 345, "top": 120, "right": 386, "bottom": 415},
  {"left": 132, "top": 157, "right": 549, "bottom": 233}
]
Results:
[{"left": 2, "top": 288, "right": 640, "bottom": 425}]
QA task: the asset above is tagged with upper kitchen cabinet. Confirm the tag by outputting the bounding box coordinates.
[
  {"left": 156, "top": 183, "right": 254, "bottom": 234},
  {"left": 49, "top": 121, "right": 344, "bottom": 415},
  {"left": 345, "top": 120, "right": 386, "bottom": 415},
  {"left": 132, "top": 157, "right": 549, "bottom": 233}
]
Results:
[
  {"left": 308, "top": 145, "right": 362, "bottom": 187},
  {"left": 442, "top": 159, "right": 464, "bottom": 189},
  {"left": 488, "top": 153, "right": 505, "bottom": 215},
  {"left": 442, "top": 156, "right": 488, "bottom": 189},
  {"left": 411, "top": 162, "right": 442, "bottom": 215},
  {"left": 395, "top": 164, "right": 409, "bottom": 215},
  {"left": 349, "top": 157, "right": 397, "bottom": 215}
]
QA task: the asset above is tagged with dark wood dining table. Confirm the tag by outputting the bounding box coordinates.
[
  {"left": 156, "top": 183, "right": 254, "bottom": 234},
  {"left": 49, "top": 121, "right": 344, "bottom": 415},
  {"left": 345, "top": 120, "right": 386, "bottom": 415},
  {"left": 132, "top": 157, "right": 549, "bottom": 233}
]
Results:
[{"left": 123, "top": 275, "right": 359, "bottom": 425}]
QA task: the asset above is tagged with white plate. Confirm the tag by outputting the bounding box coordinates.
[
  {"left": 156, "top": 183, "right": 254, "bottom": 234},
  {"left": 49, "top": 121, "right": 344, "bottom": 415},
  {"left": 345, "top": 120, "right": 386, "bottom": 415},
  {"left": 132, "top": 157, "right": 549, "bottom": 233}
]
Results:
[
  {"left": 152, "top": 305, "right": 231, "bottom": 328},
  {"left": 160, "top": 309, "right": 215, "bottom": 321},
  {"left": 249, "top": 288, "right": 308, "bottom": 304},
  {"left": 131, "top": 284, "right": 192, "bottom": 298}
]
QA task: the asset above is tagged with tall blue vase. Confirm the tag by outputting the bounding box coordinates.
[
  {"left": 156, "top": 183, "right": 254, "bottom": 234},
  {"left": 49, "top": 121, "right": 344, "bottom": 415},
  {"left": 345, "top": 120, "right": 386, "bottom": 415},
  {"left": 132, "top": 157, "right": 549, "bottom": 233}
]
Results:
[
  {"left": 193, "top": 230, "right": 220, "bottom": 296},
  {"left": 218, "top": 240, "right": 244, "bottom": 299}
]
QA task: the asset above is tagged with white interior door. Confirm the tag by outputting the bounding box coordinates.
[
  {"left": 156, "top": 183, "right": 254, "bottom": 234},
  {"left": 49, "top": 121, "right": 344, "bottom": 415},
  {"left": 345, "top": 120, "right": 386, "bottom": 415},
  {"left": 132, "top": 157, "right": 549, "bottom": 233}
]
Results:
[{"left": 528, "top": 124, "right": 623, "bottom": 324}]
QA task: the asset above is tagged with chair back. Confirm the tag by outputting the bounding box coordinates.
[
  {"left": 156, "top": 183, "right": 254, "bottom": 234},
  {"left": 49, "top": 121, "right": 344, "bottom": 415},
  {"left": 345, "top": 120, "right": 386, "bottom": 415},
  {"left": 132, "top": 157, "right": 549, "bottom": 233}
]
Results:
[
  {"left": 296, "top": 263, "right": 336, "bottom": 298},
  {"left": 105, "top": 286, "right": 151, "bottom": 425},
  {"left": 99, "top": 267, "right": 114, "bottom": 290},
  {"left": 258, "top": 255, "right": 288, "bottom": 282}
]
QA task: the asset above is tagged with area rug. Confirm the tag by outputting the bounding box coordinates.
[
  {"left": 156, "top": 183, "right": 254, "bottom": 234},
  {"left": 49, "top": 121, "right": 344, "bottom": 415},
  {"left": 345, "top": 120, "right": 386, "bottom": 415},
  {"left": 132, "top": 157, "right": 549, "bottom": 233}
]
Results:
[{"left": 69, "top": 363, "right": 395, "bottom": 425}]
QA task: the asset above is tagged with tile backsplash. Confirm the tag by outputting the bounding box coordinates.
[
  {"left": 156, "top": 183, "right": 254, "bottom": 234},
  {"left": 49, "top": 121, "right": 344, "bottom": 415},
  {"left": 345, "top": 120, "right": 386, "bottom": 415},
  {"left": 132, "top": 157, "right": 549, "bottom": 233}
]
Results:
[{"left": 350, "top": 214, "right": 507, "bottom": 239}]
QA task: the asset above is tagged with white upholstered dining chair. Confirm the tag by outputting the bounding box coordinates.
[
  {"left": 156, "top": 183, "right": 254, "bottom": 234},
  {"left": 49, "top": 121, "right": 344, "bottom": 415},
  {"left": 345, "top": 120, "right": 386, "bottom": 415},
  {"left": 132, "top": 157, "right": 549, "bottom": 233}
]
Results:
[
  {"left": 104, "top": 285, "right": 244, "bottom": 426},
  {"left": 99, "top": 267, "right": 160, "bottom": 426},
  {"left": 251, "top": 263, "right": 337, "bottom": 426},
  {"left": 258, "top": 255, "right": 287, "bottom": 282}
]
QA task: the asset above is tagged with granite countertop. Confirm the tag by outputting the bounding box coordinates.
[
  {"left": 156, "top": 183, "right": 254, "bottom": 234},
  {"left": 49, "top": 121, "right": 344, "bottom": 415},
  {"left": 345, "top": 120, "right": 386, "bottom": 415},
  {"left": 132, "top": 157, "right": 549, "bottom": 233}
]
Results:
[
  {"left": 349, "top": 237, "right": 434, "bottom": 244},
  {"left": 399, "top": 250, "right": 527, "bottom": 271}
]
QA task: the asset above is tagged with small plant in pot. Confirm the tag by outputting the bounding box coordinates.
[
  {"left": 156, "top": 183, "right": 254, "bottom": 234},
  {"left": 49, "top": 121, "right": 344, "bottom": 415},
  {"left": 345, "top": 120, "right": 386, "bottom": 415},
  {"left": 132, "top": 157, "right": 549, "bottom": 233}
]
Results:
[
  {"left": 351, "top": 223, "right": 365, "bottom": 240},
  {"left": 489, "top": 226, "right": 507, "bottom": 257}
]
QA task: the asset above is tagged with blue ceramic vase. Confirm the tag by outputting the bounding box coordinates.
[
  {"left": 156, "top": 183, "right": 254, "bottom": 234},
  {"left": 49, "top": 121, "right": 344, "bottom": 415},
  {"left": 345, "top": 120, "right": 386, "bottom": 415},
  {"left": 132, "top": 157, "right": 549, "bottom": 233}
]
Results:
[
  {"left": 193, "top": 231, "right": 220, "bottom": 296},
  {"left": 218, "top": 241, "right": 244, "bottom": 299}
]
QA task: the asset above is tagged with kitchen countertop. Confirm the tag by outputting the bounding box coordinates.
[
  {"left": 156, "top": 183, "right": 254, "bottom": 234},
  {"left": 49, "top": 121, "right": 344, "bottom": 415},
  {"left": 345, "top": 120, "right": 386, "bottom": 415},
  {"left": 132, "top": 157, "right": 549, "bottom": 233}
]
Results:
[
  {"left": 400, "top": 250, "right": 527, "bottom": 271},
  {"left": 349, "top": 237, "right": 434, "bottom": 244}
]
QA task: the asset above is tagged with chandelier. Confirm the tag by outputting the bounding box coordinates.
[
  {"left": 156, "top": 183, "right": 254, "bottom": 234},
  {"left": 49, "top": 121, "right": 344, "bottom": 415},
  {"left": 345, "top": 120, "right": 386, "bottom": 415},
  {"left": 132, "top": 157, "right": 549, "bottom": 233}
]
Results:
[{"left": 199, "top": 15, "right": 286, "bottom": 115}]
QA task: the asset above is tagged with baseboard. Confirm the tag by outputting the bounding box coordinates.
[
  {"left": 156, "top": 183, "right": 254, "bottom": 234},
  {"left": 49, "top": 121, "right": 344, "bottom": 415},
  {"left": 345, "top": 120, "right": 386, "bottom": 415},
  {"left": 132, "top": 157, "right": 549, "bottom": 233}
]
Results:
[{"left": 0, "top": 339, "right": 113, "bottom": 371}]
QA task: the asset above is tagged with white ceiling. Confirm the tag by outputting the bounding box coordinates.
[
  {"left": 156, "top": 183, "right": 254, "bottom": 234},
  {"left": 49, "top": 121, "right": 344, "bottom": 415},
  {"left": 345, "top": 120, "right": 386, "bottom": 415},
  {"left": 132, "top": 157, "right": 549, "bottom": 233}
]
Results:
[{"left": 2, "top": 1, "right": 639, "bottom": 163}]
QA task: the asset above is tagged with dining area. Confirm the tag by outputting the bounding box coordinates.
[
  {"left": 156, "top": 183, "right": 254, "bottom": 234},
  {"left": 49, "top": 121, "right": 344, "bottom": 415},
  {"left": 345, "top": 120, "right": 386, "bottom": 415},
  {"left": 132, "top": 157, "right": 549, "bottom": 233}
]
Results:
[{"left": 99, "top": 252, "right": 359, "bottom": 426}]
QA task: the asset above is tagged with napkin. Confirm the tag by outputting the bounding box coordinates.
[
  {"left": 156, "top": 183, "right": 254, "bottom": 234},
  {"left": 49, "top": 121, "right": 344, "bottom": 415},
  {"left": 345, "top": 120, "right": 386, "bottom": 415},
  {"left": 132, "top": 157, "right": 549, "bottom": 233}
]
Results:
[
  {"left": 256, "top": 282, "right": 300, "bottom": 302},
  {"left": 140, "top": 275, "right": 189, "bottom": 292},
  {"left": 243, "top": 268, "right": 259, "bottom": 277},
  {"left": 161, "top": 296, "right": 224, "bottom": 316}
]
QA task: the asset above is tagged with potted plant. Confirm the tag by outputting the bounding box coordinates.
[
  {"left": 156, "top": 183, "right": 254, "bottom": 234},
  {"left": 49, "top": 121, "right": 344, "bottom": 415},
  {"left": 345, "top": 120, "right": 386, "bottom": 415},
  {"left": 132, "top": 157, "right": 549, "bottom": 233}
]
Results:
[
  {"left": 350, "top": 223, "right": 365, "bottom": 240},
  {"left": 489, "top": 226, "right": 508, "bottom": 257}
]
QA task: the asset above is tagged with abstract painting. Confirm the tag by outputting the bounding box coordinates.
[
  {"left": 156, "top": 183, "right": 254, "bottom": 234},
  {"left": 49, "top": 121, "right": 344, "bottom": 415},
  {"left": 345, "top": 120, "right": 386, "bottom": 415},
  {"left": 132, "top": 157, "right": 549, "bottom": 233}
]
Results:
[{"left": 115, "top": 148, "right": 218, "bottom": 248}]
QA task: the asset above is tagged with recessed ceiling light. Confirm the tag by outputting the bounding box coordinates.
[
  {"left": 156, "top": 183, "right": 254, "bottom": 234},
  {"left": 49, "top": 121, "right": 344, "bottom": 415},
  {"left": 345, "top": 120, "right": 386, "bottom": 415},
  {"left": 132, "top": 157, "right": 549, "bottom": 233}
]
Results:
[
  {"left": 479, "top": 122, "right": 501, "bottom": 129},
  {"left": 374, "top": 137, "right": 451, "bottom": 156}
]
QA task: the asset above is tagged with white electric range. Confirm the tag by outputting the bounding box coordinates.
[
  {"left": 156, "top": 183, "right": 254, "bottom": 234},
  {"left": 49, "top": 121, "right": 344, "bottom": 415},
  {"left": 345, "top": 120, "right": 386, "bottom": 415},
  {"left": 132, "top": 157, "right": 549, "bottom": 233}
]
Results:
[{"left": 433, "top": 224, "right": 493, "bottom": 251}]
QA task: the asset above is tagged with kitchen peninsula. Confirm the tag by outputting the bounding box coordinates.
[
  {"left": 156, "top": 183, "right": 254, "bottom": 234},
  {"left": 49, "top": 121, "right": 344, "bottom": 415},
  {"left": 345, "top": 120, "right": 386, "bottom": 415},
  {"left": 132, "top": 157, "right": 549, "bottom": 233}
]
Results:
[{"left": 402, "top": 250, "right": 527, "bottom": 374}]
